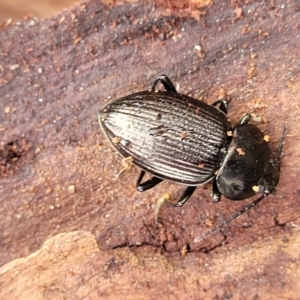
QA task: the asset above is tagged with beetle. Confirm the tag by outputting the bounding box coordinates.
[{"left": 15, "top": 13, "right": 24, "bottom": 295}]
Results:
[{"left": 99, "top": 75, "right": 284, "bottom": 238}]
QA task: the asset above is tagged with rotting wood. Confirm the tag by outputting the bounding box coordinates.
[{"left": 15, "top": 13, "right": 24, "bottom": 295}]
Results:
[
  {"left": 0, "top": 0, "right": 300, "bottom": 298},
  {"left": 1, "top": 230, "right": 300, "bottom": 299}
]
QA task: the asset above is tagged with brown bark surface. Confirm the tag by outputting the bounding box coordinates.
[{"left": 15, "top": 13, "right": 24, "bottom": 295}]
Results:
[
  {"left": 1, "top": 230, "right": 300, "bottom": 299},
  {"left": 1, "top": 0, "right": 300, "bottom": 298}
]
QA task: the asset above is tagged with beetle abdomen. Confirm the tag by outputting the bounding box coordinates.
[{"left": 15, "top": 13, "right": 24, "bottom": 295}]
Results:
[{"left": 99, "top": 91, "right": 230, "bottom": 185}]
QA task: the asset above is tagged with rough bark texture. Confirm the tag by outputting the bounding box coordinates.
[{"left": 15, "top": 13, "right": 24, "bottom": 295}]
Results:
[
  {"left": 0, "top": 0, "right": 300, "bottom": 298},
  {"left": 1, "top": 230, "right": 300, "bottom": 299}
]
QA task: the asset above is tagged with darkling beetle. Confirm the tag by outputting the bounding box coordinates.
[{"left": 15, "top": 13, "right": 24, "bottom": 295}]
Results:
[{"left": 99, "top": 75, "right": 285, "bottom": 240}]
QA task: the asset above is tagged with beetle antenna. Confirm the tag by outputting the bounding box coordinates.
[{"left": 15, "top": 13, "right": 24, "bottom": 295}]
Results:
[
  {"left": 277, "top": 125, "right": 286, "bottom": 160},
  {"left": 194, "top": 193, "right": 267, "bottom": 243}
]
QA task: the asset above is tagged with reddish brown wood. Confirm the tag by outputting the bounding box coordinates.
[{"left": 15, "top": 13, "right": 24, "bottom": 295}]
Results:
[
  {"left": 0, "top": 0, "right": 300, "bottom": 298},
  {"left": 1, "top": 230, "right": 300, "bottom": 299}
]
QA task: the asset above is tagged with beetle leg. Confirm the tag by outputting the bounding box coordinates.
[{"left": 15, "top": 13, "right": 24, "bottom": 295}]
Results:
[
  {"left": 151, "top": 75, "right": 177, "bottom": 93},
  {"left": 136, "top": 170, "right": 163, "bottom": 192},
  {"left": 211, "top": 99, "right": 229, "bottom": 115},
  {"left": 239, "top": 114, "right": 251, "bottom": 124},
  {"left": 212, "top": 177, "right": 221, "bottom": 202},
  {"left": 175, "top": 186, "right": 197, "bottom": 207}
]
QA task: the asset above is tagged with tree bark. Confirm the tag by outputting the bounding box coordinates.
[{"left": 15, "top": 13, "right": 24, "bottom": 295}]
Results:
[{"left": 0, "top": 0, "right": 300, "bottom": 298}]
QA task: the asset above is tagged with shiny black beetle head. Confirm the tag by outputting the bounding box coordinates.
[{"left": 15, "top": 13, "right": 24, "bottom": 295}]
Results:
[{"left": 216, "top": 122, "right": 271, "bottom": 200}]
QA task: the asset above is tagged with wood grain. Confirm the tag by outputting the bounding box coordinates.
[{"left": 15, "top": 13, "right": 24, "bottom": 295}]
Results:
[{"left": 1, "top": 0, "right": 300, "bottom": 298}]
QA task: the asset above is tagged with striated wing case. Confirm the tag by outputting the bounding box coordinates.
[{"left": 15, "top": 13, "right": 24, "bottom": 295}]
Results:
[{"left": 99, "top": 91, "right": 231, "bottom": 185}]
